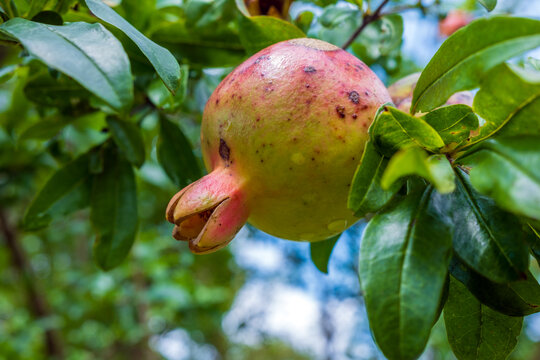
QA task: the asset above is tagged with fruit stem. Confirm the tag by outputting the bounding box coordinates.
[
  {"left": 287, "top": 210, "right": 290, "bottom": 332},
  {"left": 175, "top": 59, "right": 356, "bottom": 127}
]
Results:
[{"left": 341, "top": 0, "right": 391, "bottom": 50}]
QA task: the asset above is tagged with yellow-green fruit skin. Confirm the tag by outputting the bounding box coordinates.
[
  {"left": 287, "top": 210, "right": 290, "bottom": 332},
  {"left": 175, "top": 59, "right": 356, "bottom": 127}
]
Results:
[{"left": 201, "top": 38, "right": 392, "bottom": 241}]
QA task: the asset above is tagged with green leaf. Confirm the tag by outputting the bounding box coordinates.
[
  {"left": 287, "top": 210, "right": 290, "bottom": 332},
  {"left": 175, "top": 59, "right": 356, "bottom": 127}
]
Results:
[
  {"left": 458, "top": 136, "right": 540, "bottom": 221},
  {"left": 359, "top": 187, "right": 452, "bottom": 360},
  {"left": 235, "top": 0, "right": 305, "bottom": 55},
  {"left": 347, "top": 141, "right": 402, "bottom": 217},
  {"left": 351, "top": 14, "right": 403, "bottom": 63},
  {"left": 450, "top": 256, "right": 540, "bottom": 316},
  {"left": 148, "top": 12, "right": 245, "bottom": 68},
  {"left": 0, "top": 18, "right": 133, "bottom": 111},
  {"left": 309, "top": 234, "right": 340, "bottom": 274},
  {"left": 411, "top": 16, "right": 540, "bottom": 113},
  {"left": 527, "top": 223, "right": 540, "bottom": 263},
  {"left": 317, "top": 5, "right": 359, "bottom": 46},
  {"left": 370, "top": 106, "right": 445, "bottom": 157},
  {"left": 451, "top": 170, "right": 529, "bottom": 283},
  {"left": 27, "top": 0, "right": 49, "bottom": 18},
  {"left": 23, "top": 153, "right": 91, "bottom": 230},
  {"left": 470, "top": 64, "right": 540, "bottom": 145},
  {"left": 294, "top": 11, "right": 314, "bottom": 34},
  {"left": 85, "top": 0, "right": 181, "bottom": 94},
  {"left": 478, "top": 0, "right": 497, "bottom": 11},
  {"left": 157, "top": 115, "right": 202, "bottom": 188},
  {"left": 31, "top": 11, "right": 63, "bottom": 25},
  {"left": 444, "top": 277, "right": 522, "bottom": 360},
  {"left": 421, "top": 105, "right": 478, "bottom": 148},
  {"left": 23, "top": 73, "right": 90, "bottom": 107},
  {"left": 19, "top": 117, "right": 71, "bottom": 141},
  {"left": 147, "top": 64, "right": 189, "bottom": 111},
  {"left": 528, "top": 57, "right": 540, "bottom": 71},
  {"left": 106, "top": 117, "right": 145, "bottom": 168},
  {"left": 91, "top": 146, "right": 138, "bottom": 270},
  {"left": 381, "top": 146, "right": 455, "bottom": 194}
]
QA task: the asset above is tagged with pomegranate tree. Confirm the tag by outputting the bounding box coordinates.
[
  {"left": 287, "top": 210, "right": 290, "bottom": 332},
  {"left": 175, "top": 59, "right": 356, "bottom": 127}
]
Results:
[{"left": 166, "top": 38, "right": 392, "bottom": 254}]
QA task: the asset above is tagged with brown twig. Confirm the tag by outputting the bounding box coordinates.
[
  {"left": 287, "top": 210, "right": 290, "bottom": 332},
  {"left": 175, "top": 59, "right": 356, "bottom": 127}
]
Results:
[
  {"left": 341, "top": 0, "right": 391, "bottom": 50},
  {"left": 0, "top": 210, "right": 65, "bottom": 359}
]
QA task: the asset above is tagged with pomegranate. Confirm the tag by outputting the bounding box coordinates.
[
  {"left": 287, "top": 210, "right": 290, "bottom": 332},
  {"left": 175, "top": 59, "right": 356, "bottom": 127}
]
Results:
[
  {"left": 438, "top": 10, "right": 473, "bottom": 37},
  {"left": 166, "top": 38, "right": 392, "bottom": 254}
]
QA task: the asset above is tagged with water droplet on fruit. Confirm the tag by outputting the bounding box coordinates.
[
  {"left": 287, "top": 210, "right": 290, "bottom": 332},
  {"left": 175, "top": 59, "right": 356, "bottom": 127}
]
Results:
[{"left": 327, "top": 219, "right": 347, "bottom": 232}]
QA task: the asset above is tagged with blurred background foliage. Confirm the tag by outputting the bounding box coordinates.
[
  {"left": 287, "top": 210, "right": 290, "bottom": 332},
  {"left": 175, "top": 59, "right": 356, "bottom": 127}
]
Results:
[{"left": 1, "top": 0, "right": 540, "bottom": 359}]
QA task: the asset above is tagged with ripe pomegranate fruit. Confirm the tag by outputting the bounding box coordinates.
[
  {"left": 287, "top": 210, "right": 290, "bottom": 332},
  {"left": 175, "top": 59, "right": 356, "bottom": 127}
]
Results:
[
  {"left": 388, "top": 72, "right": 473, "bottom": 113},
  {"left": 438, "top": 10, "right": 473, "bottom": 37},
  {"left": 166, "top": 38, "right": 392, "bottom": 254}
]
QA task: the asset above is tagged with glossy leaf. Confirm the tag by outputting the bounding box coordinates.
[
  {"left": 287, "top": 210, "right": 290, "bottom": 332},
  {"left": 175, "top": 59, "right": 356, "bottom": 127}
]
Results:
[
  {"left": 85, "top": 0, "right": 181, "bottom": 94},
  {"left": 157, "top": 115, "right": 202, "bottom": 188},
  {"left": 382, "top": 146, "right": 455, "bottom": 194},
  {"left": 91, "top": 147, "right": 138, "bottom": 270},
  {"left": 106, "top": 117, "right": 146, "bottom": 168},
  {"left": 458, "top": 136, "right": 540, "bottom": 221},
  {"left": 478, "top": 0, "right": 497, "bottom": 11},
  {"left": 370, "top": 106, "right": 445, "bottom": 157},
  {"left": 0, "top": 18, "right": 133, "bottom": 111},
  {"left": 23, "top": 153, "right": 91, "bottom": 230},
  {"left": 444, "top": 277, "right": 522, "bottom": 360},
  {"left": 450, "top": 257, "right": 540, "bottom": 316},
  {"left": 235, "top": 0, "right": 305, "bottom": 55},
  {"left": 451, "top": 170, "right": 529, "bottom": 283},
  {"left": 147, "top": 65, "right": 189, "bottom": 111},
  {"left": 411, "top": 17, "right": 540, "bottom": 113},
  {"left": 309, "top": 234, "right": 341, "bottom": 274},
  {"left": 347, "top": 141, "right": 401, "bottom": 217},
  {"left": 421, "top": 105, "right": 478, "bottom": 148},
  {"left": 359, "top": 187, "right": 452, "bottom": 360},
  {"left": 470, "top": 64, "right": 540, "bottom": 145}
]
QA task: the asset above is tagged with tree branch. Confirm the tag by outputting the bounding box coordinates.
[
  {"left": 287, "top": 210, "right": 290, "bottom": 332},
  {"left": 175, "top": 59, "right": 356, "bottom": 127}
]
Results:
[
  {"left": 341, "top": 0, "right": 391, "bottom": 50},
  {"left": 0, "top": 209, "right": 65, "bottom": 359}
]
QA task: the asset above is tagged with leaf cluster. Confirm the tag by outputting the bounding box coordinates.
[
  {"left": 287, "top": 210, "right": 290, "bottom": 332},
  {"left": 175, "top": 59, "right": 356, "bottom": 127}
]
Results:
[{"left": 340, "top": 15, "right": 540, "bottom": 360}]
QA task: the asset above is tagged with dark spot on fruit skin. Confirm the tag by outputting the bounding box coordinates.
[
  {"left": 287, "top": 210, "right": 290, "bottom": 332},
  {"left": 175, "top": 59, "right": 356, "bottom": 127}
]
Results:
[
  {"left": 219, "top": 139, "right": 230, "bottom": 162},
  {"left": 361, "top": 104, "right": 368, "bottom": 110},
  {"left": 305, "top": 84, "right": 310, "bottom": 88},
  {"left": 260, "top": 159, "right": 264, "bottom": 163},
  {"left": 256, "top": 117, "right": 260, "bottom": 122},
  {"left": 304, "top": 66, "right": 316, "bottom": 73},
  {"left": 348, "top": 91, "right": 360, "bottom": 104},
  {"left": 352, "top": 114, "right": 358, "bottom": 119},
  {"left": 364, "top": 90, "right": 370, "bottom": 96},
  {"left": 215, "top": 99, "right": 220, "bottom": 105},
  {"left": 255, "top": 55, "right": 269, "bottom": 64},
  {"left": 311, "top": 157, "right": 315, "bottom": 161},
  {"left": 336, "top": 105, "right": 346, "bottom": 118}
]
